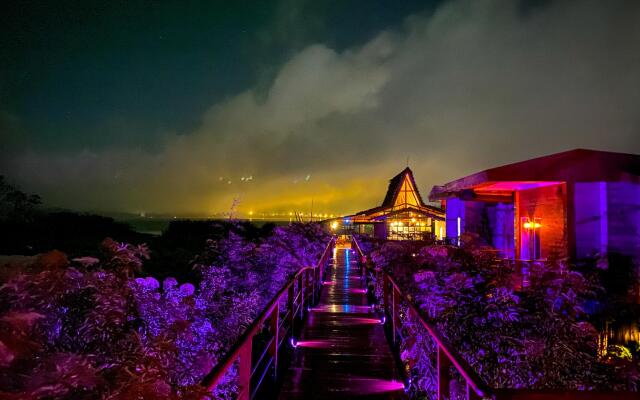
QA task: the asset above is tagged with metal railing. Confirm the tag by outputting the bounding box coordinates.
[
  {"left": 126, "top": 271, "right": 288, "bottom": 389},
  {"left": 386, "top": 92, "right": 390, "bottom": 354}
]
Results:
[
  {"left": 351, "top": 236, "right": 636, "bottom": 400},
  {"left": 380, "top": 271, "right": 492, "bottom": 400},
  {"left": 201, "top": 237, "right": 335, "bottom": 400}
]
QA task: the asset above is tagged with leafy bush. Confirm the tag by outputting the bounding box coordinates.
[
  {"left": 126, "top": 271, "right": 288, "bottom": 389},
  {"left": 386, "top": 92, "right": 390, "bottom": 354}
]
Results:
[
  {"left": 0, "top": 222, "right": 329, "bottom": 399},
  {"left": 364, "top": 236, "right": 638, "bottom": 396}
]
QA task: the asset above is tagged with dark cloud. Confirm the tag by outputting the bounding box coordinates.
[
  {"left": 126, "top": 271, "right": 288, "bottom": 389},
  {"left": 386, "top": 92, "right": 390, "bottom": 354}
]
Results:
[{"left": 4, "top": 0, "right": 640, "bottom": 215}]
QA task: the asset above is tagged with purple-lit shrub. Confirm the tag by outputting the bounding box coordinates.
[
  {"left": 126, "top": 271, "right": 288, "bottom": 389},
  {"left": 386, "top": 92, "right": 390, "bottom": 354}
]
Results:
[
  {"left": 0, "top": 223, "right": 329, "bottom": 399},
  {"left": 365, "top": 237, "right": 637, "bottom": 396}
]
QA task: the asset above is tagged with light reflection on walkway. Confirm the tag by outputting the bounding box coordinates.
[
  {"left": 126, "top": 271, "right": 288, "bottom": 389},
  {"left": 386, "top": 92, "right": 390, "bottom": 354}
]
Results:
[{"left": 278, "top": 241, "right": 406, "bottom": 399}]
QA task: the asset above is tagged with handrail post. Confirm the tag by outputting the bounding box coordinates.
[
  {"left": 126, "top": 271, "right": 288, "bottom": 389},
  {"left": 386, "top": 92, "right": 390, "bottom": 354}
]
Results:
[
  {"left": 238, "top": 339, "right": 252, "bottom": 400},
  {"left": 313, "top": 266, "right": 319, "bottom": 305},
  {"left": 269, "top": 303, "right": 279, "bottom": 379},
  {"left": 360, "top": 250, "right": 365, "bottom": 281},
  {"left": 305, "top": 269, "right": 310, "bottom": 308},
  {"left": 298, "top": 274, "right": 304, "bottom": 318},
  {"left": 310, "top": 267, "right": 314, "bottom": 303},
  {"left": 383, "top": 275, "right": 390, "bottom": 317},
  {"left": 288, "top": 284, "right": 295, "bottom": 331},
  {"left": 392, "top": 286, "right": 399, "bottom": 345},
  {"left": 437, "top": 345, "right": 451, "bottom": 400},
  {"left": 319, "top": 251, "right": 323, "bottom": 289}
]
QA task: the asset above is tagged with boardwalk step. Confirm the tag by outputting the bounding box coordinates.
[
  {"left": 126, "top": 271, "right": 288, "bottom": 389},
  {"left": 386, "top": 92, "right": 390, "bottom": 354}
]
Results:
[{"left": 278, "top": 245, "right": 406, "bottom": 400}]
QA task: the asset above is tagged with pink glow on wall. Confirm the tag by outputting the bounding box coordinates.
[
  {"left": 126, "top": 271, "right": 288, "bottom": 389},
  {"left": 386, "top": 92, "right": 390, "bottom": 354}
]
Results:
[{"left": 474, "top": 180, "right": 563, "bottom": 192}]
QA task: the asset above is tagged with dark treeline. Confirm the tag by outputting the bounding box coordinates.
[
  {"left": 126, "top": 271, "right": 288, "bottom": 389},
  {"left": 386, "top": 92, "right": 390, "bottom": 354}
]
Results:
[
  {"left": 0, "top": 211, "right": 147, "bottom": 257},
  {"left": 146, "top": 220, "right": 276, "bottom": 282},
  {"left": 0, "top": 176, "right": 276, "bottom": 282}
]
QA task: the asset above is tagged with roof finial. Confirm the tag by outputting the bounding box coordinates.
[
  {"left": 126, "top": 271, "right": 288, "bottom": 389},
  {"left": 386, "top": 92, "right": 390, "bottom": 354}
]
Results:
[{"left": 406, "top": 156, "right": 410, "bottom": 168}]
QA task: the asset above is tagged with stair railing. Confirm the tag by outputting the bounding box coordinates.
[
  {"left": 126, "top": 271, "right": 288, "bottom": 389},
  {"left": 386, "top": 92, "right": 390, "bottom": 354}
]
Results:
[
  {"left": 201, "top": 237, "right": 335, "bottom": 400},
  {"left": 351, "top": 236, "right": 635, "bottom": 400}
]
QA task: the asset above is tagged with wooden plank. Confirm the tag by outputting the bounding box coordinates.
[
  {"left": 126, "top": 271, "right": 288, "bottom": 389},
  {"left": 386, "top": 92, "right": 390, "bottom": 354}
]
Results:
[{"left": 278, "top": 245, "right": 406, "bottom": 399}]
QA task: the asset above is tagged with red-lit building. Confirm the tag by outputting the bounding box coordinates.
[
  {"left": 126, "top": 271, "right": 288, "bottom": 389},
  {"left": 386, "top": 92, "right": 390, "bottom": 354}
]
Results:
[
  {"left": 338, "top": 167, "right": 445, "bottom": 240},
  {"left": 429, "top": 149, "right": 640, "bottom": 264}
]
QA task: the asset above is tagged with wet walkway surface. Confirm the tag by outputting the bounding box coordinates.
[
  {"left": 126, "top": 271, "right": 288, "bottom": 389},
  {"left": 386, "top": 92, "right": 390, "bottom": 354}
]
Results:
[{"left": 278, "top": 245, "right": 406, "bottom": 399}]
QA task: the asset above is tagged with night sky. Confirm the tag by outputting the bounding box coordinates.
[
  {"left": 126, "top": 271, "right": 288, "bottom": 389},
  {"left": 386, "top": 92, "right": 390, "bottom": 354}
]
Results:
[{"left": 2, "top": 0, "right": 639, "bottom": 217}]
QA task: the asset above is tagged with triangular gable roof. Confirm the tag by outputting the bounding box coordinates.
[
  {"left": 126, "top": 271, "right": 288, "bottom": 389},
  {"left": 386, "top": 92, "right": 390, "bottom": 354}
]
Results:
[
  {"left": 346, "top": 167, "right": 444, "bottom": 221},
  {"left": 381, "top": 167, "right": 426, "bottom": 208}
]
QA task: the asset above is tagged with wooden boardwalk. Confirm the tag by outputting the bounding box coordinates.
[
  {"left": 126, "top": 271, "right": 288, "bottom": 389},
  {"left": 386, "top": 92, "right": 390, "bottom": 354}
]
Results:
[{"left": 278, "top": 245, "right": 406, "bottom": 399}]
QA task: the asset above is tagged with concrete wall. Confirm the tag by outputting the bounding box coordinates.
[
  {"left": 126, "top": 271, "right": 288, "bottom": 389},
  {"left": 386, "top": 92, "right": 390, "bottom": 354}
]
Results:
[
  {"left": 606, "top": 182, "right": 640, "bottom": 262},
  {"left": 573, "top": 181, "right": 640, "bottom": 263},
  {"left": 445, "top": 198, "right": 465, "bottom": 239},
  {"left": 485, "top": 203, "right": 515, "bottom": 258},
  {"left": 574, "top": 182, "right": 608, "bottom": 259},
  {"left": 462, "top": 201, "right": 485, "bottom": 237},
  {"left": 444, "top": 198, "right": 486, "bottom": 239},
  {"left": 446, "top": 198, "right": 514, "bottom": 256}
]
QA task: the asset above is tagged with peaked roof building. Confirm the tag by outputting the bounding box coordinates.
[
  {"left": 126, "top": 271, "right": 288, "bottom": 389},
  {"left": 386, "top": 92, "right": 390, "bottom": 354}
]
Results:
[{"left": 339, "top": 168, "right": 445, "bottom": 240}]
